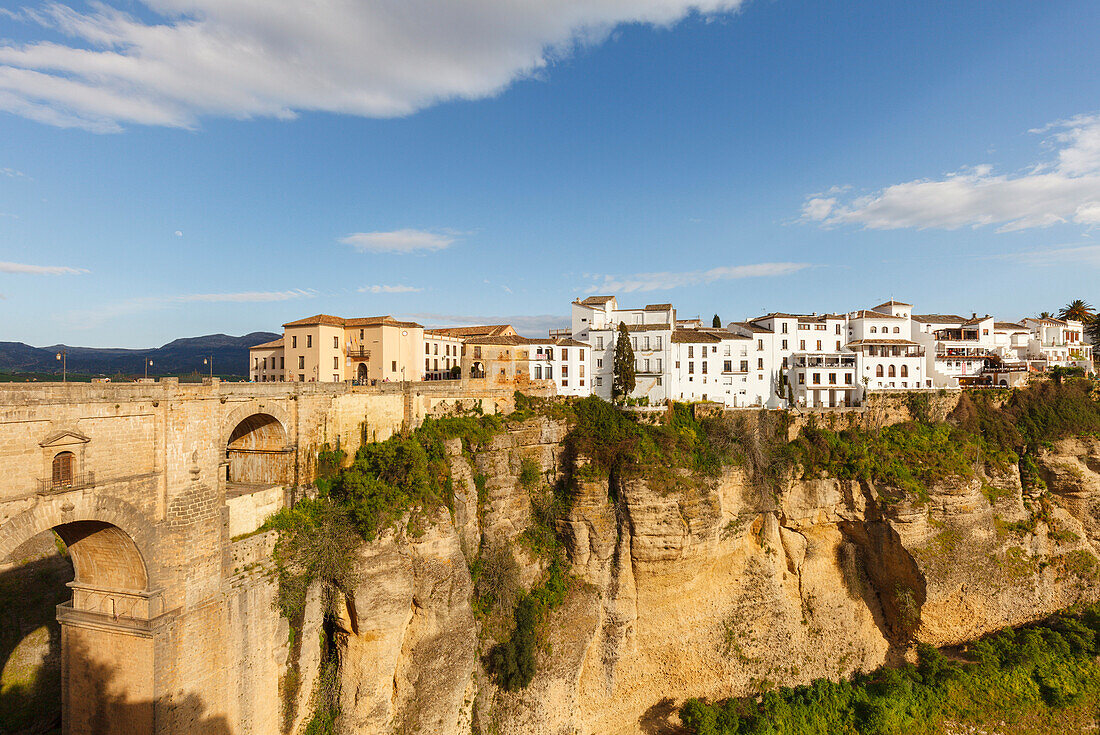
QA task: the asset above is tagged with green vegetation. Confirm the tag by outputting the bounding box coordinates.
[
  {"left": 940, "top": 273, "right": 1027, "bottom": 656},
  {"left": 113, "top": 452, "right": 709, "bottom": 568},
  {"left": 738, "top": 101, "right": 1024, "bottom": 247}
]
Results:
[
  {"left": 612, "top": 321, "right": 636, "bottom": 402},
  {"left": 487, "top": 557, "right": 569, "bottom": 691},
  {"left": 681, "top": 604, "right": 1100, "bottom": 735}
]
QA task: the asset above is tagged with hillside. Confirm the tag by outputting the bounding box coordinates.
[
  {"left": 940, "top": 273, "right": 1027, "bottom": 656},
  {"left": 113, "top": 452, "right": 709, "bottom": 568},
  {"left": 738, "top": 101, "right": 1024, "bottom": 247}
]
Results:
[{"left": 0, "top": 332, "right": 279, "bottom": 378}]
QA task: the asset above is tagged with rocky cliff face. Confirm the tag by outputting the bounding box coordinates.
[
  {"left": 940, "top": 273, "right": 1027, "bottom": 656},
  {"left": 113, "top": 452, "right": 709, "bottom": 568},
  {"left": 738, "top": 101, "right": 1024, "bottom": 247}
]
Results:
[{"left": 289, "top": 421, "right": 1100, "bottom": 735}]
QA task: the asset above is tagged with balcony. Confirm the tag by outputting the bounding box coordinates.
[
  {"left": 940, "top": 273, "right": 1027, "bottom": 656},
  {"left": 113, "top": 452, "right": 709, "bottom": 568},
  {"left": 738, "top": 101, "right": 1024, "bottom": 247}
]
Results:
[
  {"left": 347, "top": 348, "right": 371, "bottom": 359},
  {"left": 38, "top": 471, "right": 95, "bottom": 495}
]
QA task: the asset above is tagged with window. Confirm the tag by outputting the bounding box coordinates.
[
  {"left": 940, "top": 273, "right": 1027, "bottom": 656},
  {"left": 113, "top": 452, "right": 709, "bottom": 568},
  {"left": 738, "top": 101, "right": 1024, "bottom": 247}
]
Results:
[
  {"left": 800, "top": 340, "right": 806, "bottom": 350},
  {"left": 360, "top": 329, "right": 364, "bottom": 340},
  {"left": 435, "top": 344, "right": 439, "bottom": 355},
  {"left": 675, "top": 361, "right": 680, "bottom": 369},
  {"left": 292, "top": 336, "right": 297, "bottom": 348},
  {"left": 701, "top": 361, "right": 708, "bottom": 374},
  {"left": 688, "top": 362, "right": 694, "bottom": 374},
  {"left": 333, "top": 374, "right": 340, "bottom": 382},
  {"left": 580, "top": 349, "right": 585, "bottom": 359},
  {"left": 893, "top": 327, "right": 900, "bottom": 334},
  {"left": 812, "top": 372, "right": 821, "bottom": 384},
  {"left": 836, "top": 341, "right": 841, "bottom": 350},
  {"left": 782, "top": 339, "right": 788, "bottom": 350},
  {"left": 657, "top": 376, "right": 662, "bottom": 385},
  {"left": 888, "top": 365, "right": 896, "bottom": 377},
  {"left": 901, "top": 365, "right": 909, "bottom": 377},
  {"left": 870, "top": 327, "right": 877, "bottom": 334},
  {"left": 782, "top": 357, "right": 788, "bottom": 368},
  {"left": 391, "top": 361, "right": 397, "bottom": 372},
  {"left": 562, "top": 365, "right": 569, "bottom": 377},
  {"left": 829, "top": 373, "right": 836, "bottom": 384},
  {"left": 644, "top": 336, "right": 650, "bottom": 350},
  {"left": 547, "top": 366, "right": 553, "bottom": 379},
  {"left": 334, "top": 357, "right": 339, "bottom": 369},
  {"left": 426, "top": 358, "right": 431, "bottom": 371},
  {"left": 562, "top": 348, "right": 568, "bottom": 360},
  {"left": 798, "top": 374, "right": 805, "bottom": 384},
  {"left": 845, "top": 374, "right": 852, "bottom": 384},
  {"left": 836, "top": 324, "right": 842, "bottom": 335},
  {"left": 876, "top": 365, "right": 884, "bottom": 377},
  {"left": 596, "top": 359, "right": 603, "bottom": 368},
  {"left": 816, "top": 340, "right": 822, "bottom": 351},
  {"left": 644, "top": 359, "right": 651, "bottom": 372},
  {"left": 596, "top": 376, "right": 603, "bottom": 387},
  {"left": 688, "top": 346, "right": 694, "bottom": 358},
  {"left": 632, "top": 337, "right": 637, "bottom": 350},
  {"left": 655, "top": 337, "right": 662, "bottom": 350},
  {"left": 596, "top": 336, "right": 604, "bottom": 350},
  {"left": 334, "top": 336, "right": 339, "bottom": 348},
  {"left": 299, "top": 374, "right": 305, "bottom": 382},
  {"left": 298, "top": 356, "right": 305, "bottom": 369},
  {"left": 757, "top": 339, "right": 764, "bottom": 351},
  {"left": 307, "top": 335, "right": 312, "bottom": 348},
  {"left": 52, "top": 451, "right": 75, "bottom": 487},
  {"left": 535, "top": 365, "right": 542, "bottom": 379},
  {"left": 426, "top": 344, "right": 430, "bottom": 354},
  {"left": 815, "top": 324, "right": 826, "bottom": 331},
  {"left": 656, "top": 359, "right": 662, "bottom": 371},
  {"left": 741, "top": 360, "right": 749, "bottom": 372},
  {"left": 724, "top": 360, "right": 732, "bottom": 372},
  {"left": 757, "top": 358, "right": 764, "bottom": 370},
  {"left": 579, "top": 365, "right": 585, "bottom": 377},
  {"left": 781, "top": 322, "right": 788, "bottom": 334}
]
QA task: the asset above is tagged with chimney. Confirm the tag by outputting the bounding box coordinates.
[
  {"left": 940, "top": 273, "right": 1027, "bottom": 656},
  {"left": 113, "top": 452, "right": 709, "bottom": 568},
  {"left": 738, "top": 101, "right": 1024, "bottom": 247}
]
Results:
[{"left": 971, "top": 312, "right": 976, "bottom": 319}]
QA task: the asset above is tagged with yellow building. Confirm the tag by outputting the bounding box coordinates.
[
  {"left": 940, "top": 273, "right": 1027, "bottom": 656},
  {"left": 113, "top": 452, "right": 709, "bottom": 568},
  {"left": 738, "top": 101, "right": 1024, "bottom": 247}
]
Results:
[{"left": 250, "top": 314, "right": 425, "bottom": 383}]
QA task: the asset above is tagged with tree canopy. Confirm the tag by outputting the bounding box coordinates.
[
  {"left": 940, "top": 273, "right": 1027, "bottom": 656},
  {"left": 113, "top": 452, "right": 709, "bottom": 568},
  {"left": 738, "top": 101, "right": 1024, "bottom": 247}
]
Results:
[{"left": 612, "top": 321, "right": 636, "bottom": 402}]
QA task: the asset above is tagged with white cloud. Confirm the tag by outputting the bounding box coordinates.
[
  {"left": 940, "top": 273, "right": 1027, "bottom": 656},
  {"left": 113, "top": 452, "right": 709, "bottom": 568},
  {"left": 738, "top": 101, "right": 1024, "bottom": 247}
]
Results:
[
  {"left": 1001, "top": 243, "right": 1100, "bottom": 267},
  {"left": 174, "top": 230, "right": 182, "bottom": 237},
  {"left": 340, "top": 229, "right": 457, "bottom": 254},
  {"left": 0, "top": 1, "right": 746, "bottom": 132},
  {"left": 803, "top": 114, "right": 1100, "bottom": 233},
  {"left": 358, "top": 284, "right": 423, "bottom": 294},
  {"left": 1, "top": 167, "right": 25, "bottom": 178},
  {"left": 174, "top": 289, "right": 315, "bottom": 303},
  {"left": 0, "top": 260, "right": 86, "bottom": 274},
  {"left": 586, "top": 261, "right": 811, "bottom": 293}
]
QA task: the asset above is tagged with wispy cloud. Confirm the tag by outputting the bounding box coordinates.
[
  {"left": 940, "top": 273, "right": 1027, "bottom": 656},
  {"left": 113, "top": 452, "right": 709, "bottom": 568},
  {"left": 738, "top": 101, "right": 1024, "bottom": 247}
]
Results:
[
  {"left": 585, "top": 262, "right": 811, "bottom": 293},
  {"left": 358, "top": 284, "right": 423, "bottom": 294},
  {"left": 1, "top": 167, "right": 25, "bottom": 178},
  {"left": 406, "top": 312, "right": 568, "bottom": 335},
  {"left": 0, "top": 0, "right": 746, "bottom": 132},
  {"left": 0, "top": 260, "right": 87, "bottom": 275},
  {"left": 66, "top": 289, "right": 315, "bottom": 328},
  {"left": 340, "top": 229, "right": 457, "bottom": 254},
  {"left": 802, "top": 113, "right": 1100, "bottom": 233},
  {"left": 1000, "top": 243, "right": 1100, "bottom": 266}
]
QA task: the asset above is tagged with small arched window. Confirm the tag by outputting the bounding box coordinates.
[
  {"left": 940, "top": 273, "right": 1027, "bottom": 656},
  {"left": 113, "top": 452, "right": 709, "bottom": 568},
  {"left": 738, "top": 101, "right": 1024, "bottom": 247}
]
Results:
[
  {"left": 875, "top": 365, "right": 884, "bottom": 377},
  {"left": 901, "top": 365, "right": 909, "bottom": 378},
  {"left": 888, "top": 365, "right": 897, "bottom": 377},
  {"left": 893, "top": 326, "right": 900, "bottom": 333},
  {"left": 870, "top": 326, "right": 878, "bottom": 333},
  {"left": 52, "top": 451, "right": 75, "bottom": 487}
]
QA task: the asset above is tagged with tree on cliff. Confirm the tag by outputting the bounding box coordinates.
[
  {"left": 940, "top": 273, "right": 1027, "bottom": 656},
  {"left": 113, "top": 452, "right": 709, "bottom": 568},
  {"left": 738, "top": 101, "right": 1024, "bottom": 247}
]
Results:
[
  {"left": 612, "top": 321, "right": 635, "bottom": 402},
  {"left": 712, "top": 314, "right": 722, "bottom": 328}
]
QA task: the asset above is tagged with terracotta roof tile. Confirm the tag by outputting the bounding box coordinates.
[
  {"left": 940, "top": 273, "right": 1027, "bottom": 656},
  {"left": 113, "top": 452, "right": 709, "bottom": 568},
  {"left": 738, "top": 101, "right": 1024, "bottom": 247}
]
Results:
[{"left": 251, "top": 338, "right": 285, "bottom": 350}]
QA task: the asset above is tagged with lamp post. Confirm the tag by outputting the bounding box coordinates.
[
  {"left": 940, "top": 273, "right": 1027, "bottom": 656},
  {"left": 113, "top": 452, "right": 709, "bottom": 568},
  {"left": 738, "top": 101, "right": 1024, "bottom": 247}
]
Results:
[
  {"left": 203, "top": 356, "right": 213, "bottom": 379},
  {"left": 55, "top": 350, "right": 67, "bottom": 383},
  {"left": 145, "top": 358, "right": 153, "bottom": 380}
]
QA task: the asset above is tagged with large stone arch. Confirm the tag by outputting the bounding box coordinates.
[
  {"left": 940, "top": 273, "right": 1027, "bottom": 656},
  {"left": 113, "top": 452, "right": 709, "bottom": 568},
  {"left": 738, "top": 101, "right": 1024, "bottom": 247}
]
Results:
[
  {"left": 0, "top": 493, "right": 157, "bottom": 592},
  {"left": 222, "top": 404, "right": 293, "bottom": 486},
  {"left": 220, "top": 400, "right": 294, "bottom": 451}
]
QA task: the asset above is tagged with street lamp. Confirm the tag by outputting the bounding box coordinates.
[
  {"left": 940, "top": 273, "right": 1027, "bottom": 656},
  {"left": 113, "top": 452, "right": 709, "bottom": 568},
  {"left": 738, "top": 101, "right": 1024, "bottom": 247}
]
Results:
[
  {"left": 145, "top": 358, "right": 153, "bottom": 380},
  {"left": 203, "top": 356, "right": 213, "bottom": 378},
  {"left": 55, "top": 350, "right": 67, "bottom": 383}
]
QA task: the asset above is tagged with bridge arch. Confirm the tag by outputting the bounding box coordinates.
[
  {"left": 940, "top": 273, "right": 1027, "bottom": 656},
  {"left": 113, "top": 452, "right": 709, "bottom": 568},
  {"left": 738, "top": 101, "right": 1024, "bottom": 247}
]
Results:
[
  {"left": 0, "top": 494, "right": 156, "bottom": 591},
  {"left": 223, "top": 408, "right": 292, "bottom": 485}
]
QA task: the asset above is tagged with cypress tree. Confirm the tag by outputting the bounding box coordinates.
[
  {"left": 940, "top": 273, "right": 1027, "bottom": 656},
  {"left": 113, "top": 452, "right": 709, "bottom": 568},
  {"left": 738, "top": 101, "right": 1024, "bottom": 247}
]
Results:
[
  {"left": 712, "top": 314, "right": 722, "bottom": 328},
  {"left": 612, "top": 321, "right": 636, "bottom": 402}
]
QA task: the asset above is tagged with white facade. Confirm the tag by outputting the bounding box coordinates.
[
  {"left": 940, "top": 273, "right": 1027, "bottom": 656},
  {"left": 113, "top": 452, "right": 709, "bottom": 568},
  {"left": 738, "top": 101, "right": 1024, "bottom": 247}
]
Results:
[
  {"left": 668, "top": 330, "right": 753, "bottom": 405},
  {"left": 571, "top": 297, "right": 674, "bottom": 403},
  {"left": 422, "top": 330, "right": 465, "bottom": 380},
  {"left": 1024, "top": 318, "right": 1093, "bottom": 371},
  {"left": 527, "top": 338, "right": 592, "bottom": 397}
]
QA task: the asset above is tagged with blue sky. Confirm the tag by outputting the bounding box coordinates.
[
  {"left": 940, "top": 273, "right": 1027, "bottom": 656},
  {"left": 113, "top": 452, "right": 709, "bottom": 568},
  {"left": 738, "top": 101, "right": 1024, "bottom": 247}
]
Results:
[{"left": 1, "top": 0, "right": 1099, "bottom": 347}]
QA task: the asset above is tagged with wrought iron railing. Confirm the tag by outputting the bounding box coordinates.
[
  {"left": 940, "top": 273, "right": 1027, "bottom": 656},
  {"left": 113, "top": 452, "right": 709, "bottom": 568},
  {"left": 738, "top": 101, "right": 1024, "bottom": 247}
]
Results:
[
  {"left": 38, "top": 471, "right": 95, "bottom": 494},
  {"left": 347, "top": 348, "right": 371, "bottom": 359}
]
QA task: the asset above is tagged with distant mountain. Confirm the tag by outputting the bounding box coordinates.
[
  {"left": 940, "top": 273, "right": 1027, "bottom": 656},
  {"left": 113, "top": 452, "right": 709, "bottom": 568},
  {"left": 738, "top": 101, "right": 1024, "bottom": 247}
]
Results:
[{"left": 0, "top": 332, "right": 280, "bottom": 377}]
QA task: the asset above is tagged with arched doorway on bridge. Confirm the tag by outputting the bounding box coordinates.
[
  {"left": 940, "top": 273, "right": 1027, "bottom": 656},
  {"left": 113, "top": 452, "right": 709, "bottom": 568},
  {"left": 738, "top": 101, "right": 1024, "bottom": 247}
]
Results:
[
  {"left": 0, "top": 519, "right": 152, "bottom": 734},
  {"left": 357, "top": 362, "right": 368, "bottom": 383},
  {"left": 226, "top": 413, "right": 291, "bottom": 486}
]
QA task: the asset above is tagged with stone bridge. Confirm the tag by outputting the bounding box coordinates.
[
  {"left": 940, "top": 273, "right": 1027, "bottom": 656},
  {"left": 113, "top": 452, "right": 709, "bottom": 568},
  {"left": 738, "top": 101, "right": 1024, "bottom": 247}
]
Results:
[{"left": 0, "top": 378, "right": 534, "bottom": 734}]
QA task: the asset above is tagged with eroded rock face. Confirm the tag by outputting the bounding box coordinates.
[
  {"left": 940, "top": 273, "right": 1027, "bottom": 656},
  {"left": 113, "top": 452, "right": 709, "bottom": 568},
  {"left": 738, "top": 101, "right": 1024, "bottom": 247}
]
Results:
[{"left": 292, "top": 418, "right": 1100, "bottom": 735}]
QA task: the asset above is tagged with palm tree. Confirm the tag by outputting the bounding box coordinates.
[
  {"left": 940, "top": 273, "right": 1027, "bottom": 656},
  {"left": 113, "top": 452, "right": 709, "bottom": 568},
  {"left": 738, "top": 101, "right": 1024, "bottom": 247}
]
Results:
[
  {"left": 1039, "top": 311, "right": 1054, "bottom": 319},
  {"left": 1059, "top": 299, "right": 1095, "bottom": 323}
]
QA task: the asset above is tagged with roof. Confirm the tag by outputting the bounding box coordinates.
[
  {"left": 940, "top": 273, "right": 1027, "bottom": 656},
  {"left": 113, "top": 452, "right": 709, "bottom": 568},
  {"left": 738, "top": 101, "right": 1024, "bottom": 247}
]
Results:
[
  {"left": 1028, "top": 317, "right": 1069, "bottom": 325},
  {"left": 874, "top": 300, "right": 913, "bottom": 308},
  {"left": 525, "top": 337, "right": 589, "bottom": 347},
  {"left": 578, "top": 295, "right": 614, "bottom": 306},
  {"left": 251, "top": 337, "right": 284, "bottom": 350},
  {"left": 849, "top": 310, "right": 906, "bottom": 320},
  {"left": 463, "top": 335, "right": 531, "bottom": 346},
  {"left": 995, "top": 322, "right": 1028, "bottom": 331},
  {"left": 671, "top": 330, "right": 721, "bottom": 343},
  {"left": 912, "top": 314, "right": 967, "bottom": 324},
  {"left": 960, "top": 315, "right": 991, "bottom": 326},
  {"left": 730, "top": 321, "right": 773, "bottom": 334},
  {"left": 644, "top": 303, "right": 674, "bottom": 311},
  {"left": 426, "top": 324, "right": 515, "bottom": 337},
  {"left": 282, "top": 314, "right": 422, "bottom": 329}
]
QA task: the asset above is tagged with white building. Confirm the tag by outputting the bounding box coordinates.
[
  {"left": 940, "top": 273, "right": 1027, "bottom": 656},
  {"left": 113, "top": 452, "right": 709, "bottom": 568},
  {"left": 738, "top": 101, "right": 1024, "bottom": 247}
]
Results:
[
  {"left": 912, "top": 313, "right": 998, "bottom": 386},
  {"left": 422, "top": 329, "right": 465, "bottom": 381},
  {"left": 527, "top": 337, "right": 592, "bottom": 397},
  {"left": 571, "top": 296, "right": 675, "bottom": 403},
  {"left": 1024, "top": 317, "right": 1094, "bottom": 371},
  {"left": 668, "top": 328, "right": 753, "bottom": 405}
]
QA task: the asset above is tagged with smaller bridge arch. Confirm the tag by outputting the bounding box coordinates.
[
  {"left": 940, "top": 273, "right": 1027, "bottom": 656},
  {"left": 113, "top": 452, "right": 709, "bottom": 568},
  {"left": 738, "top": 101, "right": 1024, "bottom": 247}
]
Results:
[{"left": 225, "top": 412, "right": 292, "bottom": 485}]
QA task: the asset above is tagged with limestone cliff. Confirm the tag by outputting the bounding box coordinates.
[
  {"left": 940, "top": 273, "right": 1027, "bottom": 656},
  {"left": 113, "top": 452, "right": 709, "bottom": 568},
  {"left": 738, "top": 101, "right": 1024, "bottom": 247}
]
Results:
[{"left": 286, "top": 419, "right": 1100, "bottom": 735}]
